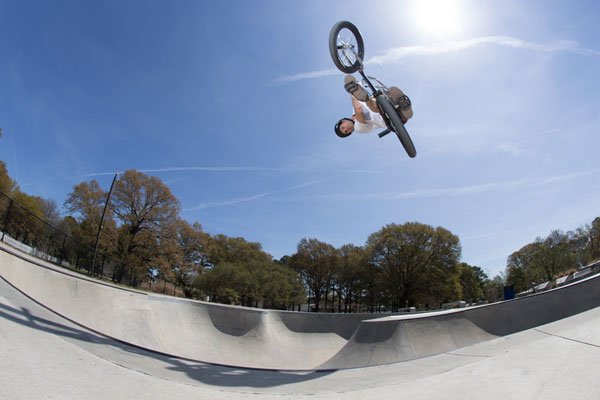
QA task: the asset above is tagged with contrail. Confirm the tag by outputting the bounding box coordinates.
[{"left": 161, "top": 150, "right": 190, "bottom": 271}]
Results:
[
  {"left": 83, "top": 166, "right": 268, "bottom": 177},
  {"left": 368, "top": 35, "right": 600, "bottom": 65},
  {"left": 278, "top": 35, "right": 600, "bottom": 83},
  {"left": 184, "top": 192, "right": 271, "bottom": 211},
  {"left": 375, "top": 168, "right": 600, "bottom": 201},
  {"left": 183, "top": 177, "right": 333, "bottom": 211}
]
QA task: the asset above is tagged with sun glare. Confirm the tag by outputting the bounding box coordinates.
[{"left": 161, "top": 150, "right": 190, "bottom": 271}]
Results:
[{"left": 410, "top": 0, "right": 466, "bottom": 38}]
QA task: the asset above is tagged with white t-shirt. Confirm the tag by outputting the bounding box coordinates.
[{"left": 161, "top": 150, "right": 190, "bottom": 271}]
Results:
[{"left": 354, "top": 104, "right": 386, "bottom": 133}]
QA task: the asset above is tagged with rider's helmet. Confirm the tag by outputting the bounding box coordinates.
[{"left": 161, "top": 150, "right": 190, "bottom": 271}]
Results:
[{"left": 334, "top": 118, "right": 354, "bottom": 138}]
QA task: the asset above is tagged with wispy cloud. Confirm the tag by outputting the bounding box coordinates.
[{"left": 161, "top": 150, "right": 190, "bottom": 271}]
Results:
[
  {"left": 367, "top": 36, "right": 600, "bottom": 65},
  {"left": 186, "top": 192, "right": 271, "bottom": 211},
  {"left": 378, "top": 178, "right": 531, "bottom": 200},
  {"left": 183, "top": 177, "right": 333, "bottom": 211},
  {"left": 291, "top": 168, "right": 600, "bottom": 204},
  {"left": 275, "top": 69, "right": 340, "bottom": 84},
  {"left": 375, "top": 168, "right": 600, "bottom": 201},
  {"left": 83, "top": 166, "right": 268, "bottom": 177},
  {"left": 282, "top": 177, "right": 333, "bottom": 192},
  {"left": 278, "top": 35, "right": 600, "bottom": 83}
]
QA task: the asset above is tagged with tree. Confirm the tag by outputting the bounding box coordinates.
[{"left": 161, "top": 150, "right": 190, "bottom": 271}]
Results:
[
  {"left": 205, "top": 234, "right": 271, "bottom": 267},
  {"left": 5, "top": 188, "right": 43, "bottom": 244},
  {"left": 289, "top": 238, "right": 338, "bottom": 312},
  {"left": 506, "top": 230, "right": 576, "bottom": 292},
  {"left": 335, "top": 244, "right": 368, "bottom": 312},
  {"left": 36, "top": 198, "right": 61, "bottom": 226},
  {"left": 64, "top": 179, "right": 116, "bottom": 249},
  {"left": 506, "top": 242, "right": 544, "bottom": 292},
  {"left": 111, "top": 170, "right": 181, "bottom": 285},
  {"left": 192, "top": 233, "right": 306, "bottom": 309},
  {"left": 64, "top": 179, "right": 118, "bottom": 274},
  {"left": 483, "top": 274, "right": 505, "bottom": 303},
  {"left": 585, "top": 217, "right": 600, "bottom": 263},
  {"left": 0, "top": 160, "right": 14, "bottom": 195},
  {"left": 0, "top": 159, "right": 16, "bottom": 231},
  {"left": 458, "top": 263, "right": 487, "bottom": 303},
  {"left": 366, "top": 222, "right": 462, "bottom": 309},
  {"left": 173, "top": 220, "right": 210, "bottom": 289},
  {"left": 536, "top": 230, "right": 575, "bottom": 282}
]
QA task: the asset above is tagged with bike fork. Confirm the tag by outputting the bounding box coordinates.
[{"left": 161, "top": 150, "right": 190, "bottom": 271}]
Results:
[{"left": 358, "top": 70, "right": 378, "bottom": 95}]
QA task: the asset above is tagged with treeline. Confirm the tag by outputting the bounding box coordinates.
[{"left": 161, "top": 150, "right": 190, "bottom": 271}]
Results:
[
  {"left": 0, "top": 164, "right": 306, "bottom": 309},
  {"left": 505, "top": 221, "right": 600, "bottom": 293},
  {"left": 285, "top": 227, "right": 503, "bottom": 312},
  {"left": 1, "top": 136, "right": 598, "bottom": 311},
  {"left": 0, "top": 159, "right": 499, "bottom": 310}
]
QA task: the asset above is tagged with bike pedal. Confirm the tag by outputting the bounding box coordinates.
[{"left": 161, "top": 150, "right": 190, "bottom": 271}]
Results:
[
  {"left": 397, "top": 95, "right": 411, "bottom": 109},
  {"left": 344, "top": 81, "right": 359, "bottom": 92}
]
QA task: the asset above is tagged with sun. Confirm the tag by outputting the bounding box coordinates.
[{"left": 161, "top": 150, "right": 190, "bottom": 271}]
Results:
[{"left": 409, "top": 0, "right": 466, "bottom": 38}]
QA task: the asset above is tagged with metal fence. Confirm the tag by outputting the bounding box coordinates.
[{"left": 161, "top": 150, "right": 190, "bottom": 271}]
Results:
[{"left": 0, "top": 189, "right": 136, "bottom": 286}]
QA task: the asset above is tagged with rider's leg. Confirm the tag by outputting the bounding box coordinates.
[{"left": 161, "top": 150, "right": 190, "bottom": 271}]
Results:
[
  {"left": 388, "top": 86, "right": 413, "bottom": 122},
  {"left": 344, "top": 75, "right": 369, "bottom": 102},
  {"left": 365, "top": 98, "right": 378, "bottom": 114}
]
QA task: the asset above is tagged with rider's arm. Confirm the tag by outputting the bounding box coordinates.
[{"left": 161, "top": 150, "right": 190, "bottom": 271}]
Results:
[
  {"left": 365, "top": 98, "right": 379, "bottom": 114},
  {"left": 351, "top": 95, "right": 366, "bottom": 123}
]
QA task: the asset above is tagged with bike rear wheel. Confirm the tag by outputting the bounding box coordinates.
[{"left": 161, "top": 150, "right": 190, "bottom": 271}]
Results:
[
  {"left": 376, "top": 96, "right": 417, "bottom": 158},
  {"left": 329, "top": 21, "right": 365, "bottom": 74}
]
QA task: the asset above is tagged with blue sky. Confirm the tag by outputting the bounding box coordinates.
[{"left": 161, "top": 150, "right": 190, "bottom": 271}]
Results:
[{"left": 1, "top": 0, "right": 599, "bottom": 278}]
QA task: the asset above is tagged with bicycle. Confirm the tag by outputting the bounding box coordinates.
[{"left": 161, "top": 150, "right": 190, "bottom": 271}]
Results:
[{"left": 329, "top": 20, "right": 417, "bottom": 158}]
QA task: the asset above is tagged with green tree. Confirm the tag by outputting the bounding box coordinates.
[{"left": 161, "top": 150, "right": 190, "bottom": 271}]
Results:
[
  {"left": 0, "top": 160, "right": 15, "bottom": 195},
  {"left": 335, "top": 244, "right": 368, "bottom": 312},
  {"left": 172, "top": 220, "right": 209, "bottom": 289},
  {"left": 64, "top": 179, "right": 117, "bottom": 249},
  {"left": 458, "top": 263, "right": 487, "bottom": 303},
  {"left": 483, "top": 274, "right": 505, "bottom": 302},
  {"left": 506, "top": 230, "right": 576, "bottom": 291},
  {"left": 289, "top": 238, "right": 338, "bottom": 312},
  {"left": 205, "top": 234, "right": 271, "bottom": 266},
  {"left": 366, "top": 222, "right": 462, "bottom": 309},
  {"left": 536, "top": 230, "right": 575, "bottom": 282},
  {"left": 585, "top": 217, "right": 600, "bottom": 263},
  {"left": 196, "top": 262, "right": 243, "bottom": 304},
  {"left": 5, "top": 188, "right": 43, "bottom": 244},
  {"left": 64, "top": 179, "right": 118, "bottom": 274},
  {"left": 193, "top": 234, "right": 305, "bottom": 309},
  {"left": 506, "top": 242, "right": 545, "bottom": 292},
  {"left": 111, "top": 170, "right": 181, "bottom": 285}
]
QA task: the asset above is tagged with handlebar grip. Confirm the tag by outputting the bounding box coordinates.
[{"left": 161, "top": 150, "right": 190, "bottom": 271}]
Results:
[{"left": 378, "top": 129, "right": 391, "bottom": 138}]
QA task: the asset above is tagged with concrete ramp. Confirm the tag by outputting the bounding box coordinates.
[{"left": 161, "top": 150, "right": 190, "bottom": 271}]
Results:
[
  {"left": 320, "top": 266, "right": 600, "bottom": 369},
  {"left": 0, "top": 244, "right": 363, "bottom": 369},
  {"left": 1, "top": 242, "right": 600, "bottom": 371},
  {"left": 319, "top": 313, "right": 496, "bottom": 369}
]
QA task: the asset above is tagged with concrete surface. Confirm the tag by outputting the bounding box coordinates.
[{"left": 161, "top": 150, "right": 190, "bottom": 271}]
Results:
[{"left": 1, "top": 242, "right": 600, "bottom": 398}]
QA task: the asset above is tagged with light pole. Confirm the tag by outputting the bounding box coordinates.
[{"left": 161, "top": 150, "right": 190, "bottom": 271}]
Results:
[{"left": 90, "top": 172, "right": 119, "bottom": 277}]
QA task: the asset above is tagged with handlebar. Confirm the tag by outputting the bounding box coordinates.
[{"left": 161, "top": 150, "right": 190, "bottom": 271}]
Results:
[{"left": 378, "top": 129, "right": 391, "bottom": 138}]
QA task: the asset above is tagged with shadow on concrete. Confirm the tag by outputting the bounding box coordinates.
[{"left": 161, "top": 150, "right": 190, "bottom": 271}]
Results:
[{"left": 0, "top": 277, "right": 334, "bottom": 389}]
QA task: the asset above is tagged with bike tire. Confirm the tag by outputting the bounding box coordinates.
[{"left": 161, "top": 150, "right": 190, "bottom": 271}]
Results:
[
  {"left": 376, "top": 96, "right": 417, "bottom": 158},
  {"left": 329, "top": 21, "right": 365, "bottom": 74}
]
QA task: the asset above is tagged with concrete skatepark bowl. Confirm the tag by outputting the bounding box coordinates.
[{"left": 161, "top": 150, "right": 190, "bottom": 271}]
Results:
[{"left": 1, "top": 241, "right": 600, "bottom": 399}]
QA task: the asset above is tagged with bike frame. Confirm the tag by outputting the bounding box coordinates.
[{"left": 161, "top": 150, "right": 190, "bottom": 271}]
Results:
[
  {"left": 331, "top": 20, "right": 416, "bottom": 158},
  {"left": 346, "top": 52, "right": 394, "bottom": 138}
]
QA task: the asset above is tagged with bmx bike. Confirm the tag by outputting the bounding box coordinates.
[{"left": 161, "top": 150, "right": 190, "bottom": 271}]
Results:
[{"left": 329, "top": 20, "right": 417, "bottom": 158}]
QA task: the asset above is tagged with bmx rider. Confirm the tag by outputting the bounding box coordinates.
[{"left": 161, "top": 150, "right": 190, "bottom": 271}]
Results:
[{"left": 335, "top": 76, "right": 413, "bottom": 138}]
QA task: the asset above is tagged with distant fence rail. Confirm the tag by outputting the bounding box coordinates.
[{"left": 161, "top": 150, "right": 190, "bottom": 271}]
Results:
[{"left": 0, "top": 189, "right": 136, "bottom": 286}]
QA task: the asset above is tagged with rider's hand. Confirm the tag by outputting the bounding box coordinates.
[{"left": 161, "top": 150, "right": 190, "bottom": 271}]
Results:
[
  {"left": 350, "top": 94, "right": 362, "bottom": 106},
  {"left": 351, "top": 95, "right": 366, "bottom": 124}
]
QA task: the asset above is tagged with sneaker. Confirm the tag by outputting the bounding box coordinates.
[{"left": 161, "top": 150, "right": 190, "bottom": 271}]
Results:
[
  {"left": 388, "top": 87, "right": 413, "bottom": 121},
  {"left": 344, "top": 75, "right": 369, "bottom": 102}
]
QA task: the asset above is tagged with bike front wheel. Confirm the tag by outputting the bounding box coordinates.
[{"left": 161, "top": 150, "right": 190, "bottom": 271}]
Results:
[
  {"left": 377, "top": 96, "right": 417, "bottom": 158},
  {"left": 329, "top": 21, "right": 365, "bottom": 74}
]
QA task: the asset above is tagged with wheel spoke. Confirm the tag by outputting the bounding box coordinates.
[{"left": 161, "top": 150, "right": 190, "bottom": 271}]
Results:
[{"left": 336, "top": 28, "right": 359, "bottom": 67}]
